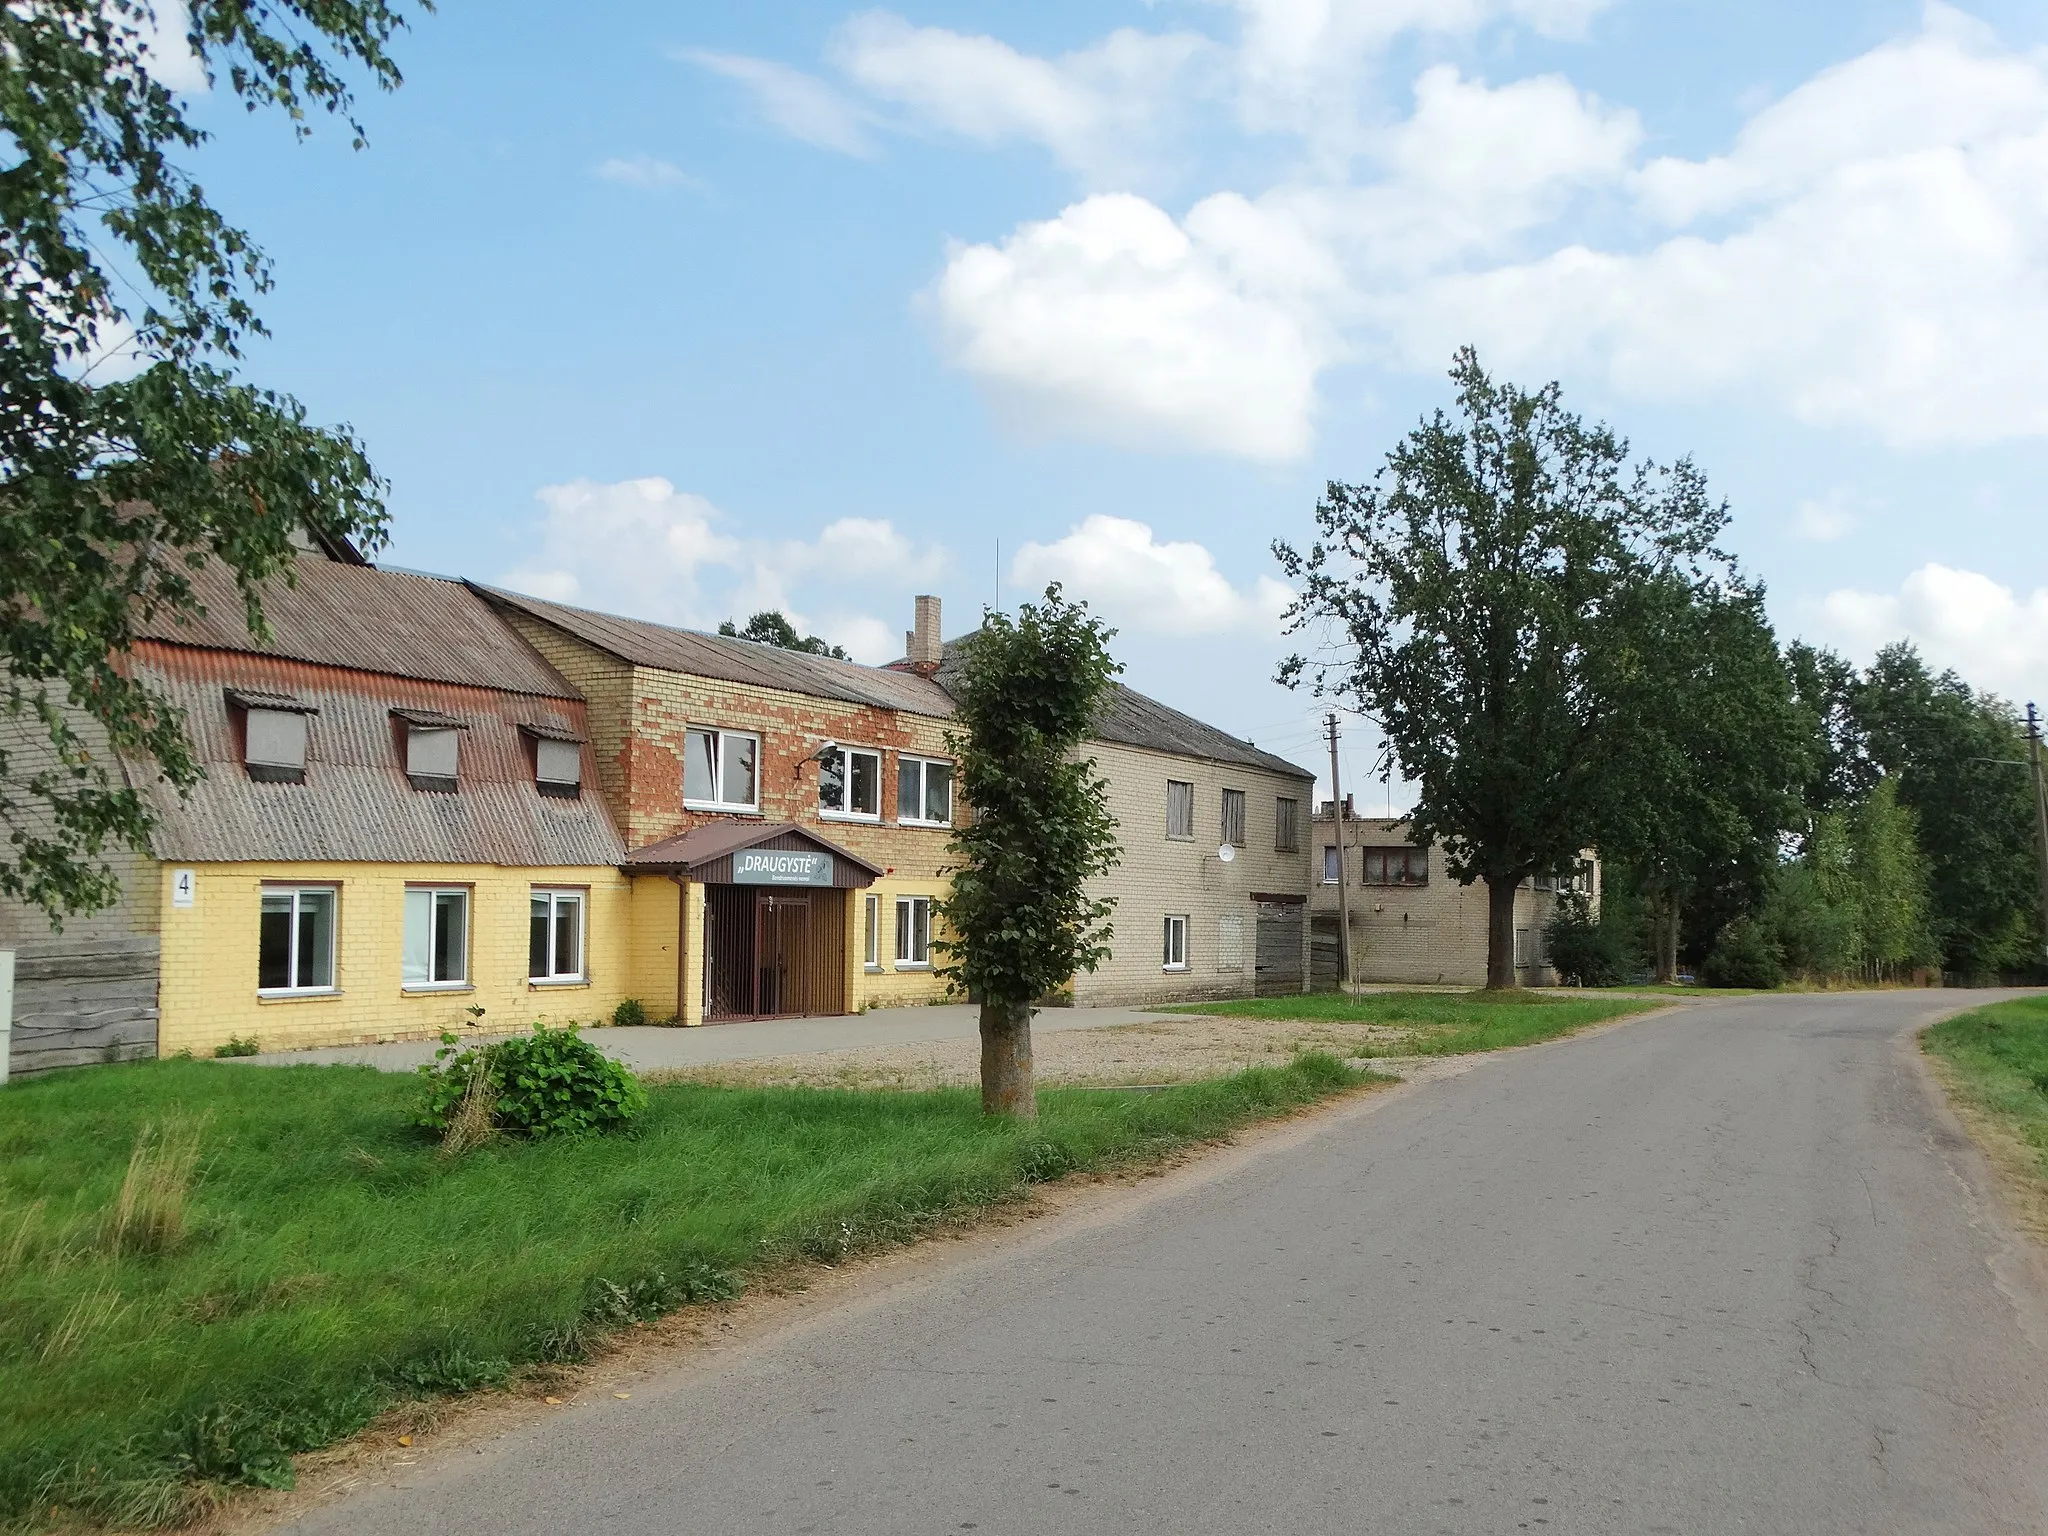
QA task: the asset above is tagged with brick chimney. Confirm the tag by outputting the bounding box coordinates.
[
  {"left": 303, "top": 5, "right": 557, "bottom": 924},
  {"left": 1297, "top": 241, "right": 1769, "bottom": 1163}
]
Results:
[{"left": 907, "top": 594, "right": 942, "bottom": 675}]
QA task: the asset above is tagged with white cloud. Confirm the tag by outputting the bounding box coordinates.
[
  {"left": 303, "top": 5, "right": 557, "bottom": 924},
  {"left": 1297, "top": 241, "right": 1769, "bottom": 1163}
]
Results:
[
  {"left": 503, "top": 477, "right": 741, "bottom": 622},
  {"left": 594, "top": 155, "right": 700, "bottom": 191},
  {"left": 131, "top": 0, "right": 208, "bottom": 93},
  {"left": 829, "top": 12, "right": 1209, "bottom": 182},
  {"left": 814, "top": 613, "right": 901, "bottom": 665},
  {"left": 932, "top": 192, "right": 1338, "bottom": 459},
  {"left": 1011, "top": 515, "right": 1292, "bottom": 636},
  {"left": 1813, "top": 563, "right": 2048, "bottom": 705},
  {"left": 682, "top": 50, "right": 876, "bottom": 156},
  {"left": 1793, "top": 492, "right": 1856, "bottom": 542}
]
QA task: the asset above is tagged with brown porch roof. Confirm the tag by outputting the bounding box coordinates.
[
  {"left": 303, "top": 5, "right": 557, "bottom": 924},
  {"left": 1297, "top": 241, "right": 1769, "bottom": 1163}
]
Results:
[{"left": 623, "top": 821, "right": 883, "bottom": 884}]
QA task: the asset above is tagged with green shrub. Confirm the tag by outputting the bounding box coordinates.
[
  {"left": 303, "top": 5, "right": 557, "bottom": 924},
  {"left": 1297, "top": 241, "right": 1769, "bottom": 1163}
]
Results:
[
  {"left": 612, "top": 997, "right": 647, "bottom": 1028},
  {"left": 213, "top": 1036, "right": 260, "bottom": 1058},
  {"left": 416, "top": 1023, "right": 646, "bottom": 1140},
  {"left": 1701, "top": 918, "right": 1786, "bottom": 989},
  {"left": 1544, "top": 897, "right": 1634, "bottom": 987}
]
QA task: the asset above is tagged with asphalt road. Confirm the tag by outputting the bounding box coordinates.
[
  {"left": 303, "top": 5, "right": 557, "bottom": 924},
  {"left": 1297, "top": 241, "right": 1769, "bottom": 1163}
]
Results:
[{"left": 286, "top": 990, "right": 2048, "bottom": 1536}]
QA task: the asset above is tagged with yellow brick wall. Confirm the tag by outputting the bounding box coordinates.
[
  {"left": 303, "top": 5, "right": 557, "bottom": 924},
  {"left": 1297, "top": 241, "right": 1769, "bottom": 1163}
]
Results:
[
  {"left": 156, "top": 861, "right": 632, "bottom": 1055},
  {"left": 626, "top": 876, "right": 682, "bottom": 1021},
  {"left": 851, "top": 875, "right": 957, "bottom": 1010}
]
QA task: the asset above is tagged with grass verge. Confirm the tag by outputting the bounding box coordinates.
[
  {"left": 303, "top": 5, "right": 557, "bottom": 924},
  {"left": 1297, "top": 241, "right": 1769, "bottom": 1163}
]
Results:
[
  {"left": 0, "top": 1052, "right": 1378, "bottom": 1530},
  {"left": 1155, "top": 989, "right": 1661, "bottom": 1055},
  {"left": 1921, "top": 996, "right": 2048, "bottom": 1224}
]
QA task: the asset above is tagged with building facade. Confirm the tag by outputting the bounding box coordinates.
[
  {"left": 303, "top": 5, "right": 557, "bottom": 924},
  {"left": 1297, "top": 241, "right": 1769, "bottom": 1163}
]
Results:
[{"left": 1307, "top": 805, "right": 1599, "bottom": 987}]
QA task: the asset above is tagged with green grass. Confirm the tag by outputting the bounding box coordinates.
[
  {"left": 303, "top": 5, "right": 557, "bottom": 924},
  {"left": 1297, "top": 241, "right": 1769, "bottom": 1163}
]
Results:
[
  {"left": 0, "top": 1053, "right": 1377, "bottom": 1529},
  {"left": 1922, "top": 995, "right": 2048, "bottom": 1172},
  {"left": 1156, "top": 989, "right": 1661, "bottom": 1055}
]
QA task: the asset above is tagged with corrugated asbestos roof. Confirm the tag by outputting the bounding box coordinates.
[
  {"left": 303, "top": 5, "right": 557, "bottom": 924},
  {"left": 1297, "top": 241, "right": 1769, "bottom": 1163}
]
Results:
[
  {"left": 137, "top": 556, "right": 578, "bottom": 700},
  {"left": 129, "top": 645, "right": 625, "bottom": 866},
  {"left": 472, "top": 585, "right": 958, "bottom": 718},
  {"left": 928, "top": 642, "right": 1314, "bottom": 781}
]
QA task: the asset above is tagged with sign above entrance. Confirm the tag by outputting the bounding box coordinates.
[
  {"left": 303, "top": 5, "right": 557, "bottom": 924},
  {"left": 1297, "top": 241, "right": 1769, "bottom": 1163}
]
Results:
[{"left": 733, "top": 849, "right": 836, "bottom": 887}]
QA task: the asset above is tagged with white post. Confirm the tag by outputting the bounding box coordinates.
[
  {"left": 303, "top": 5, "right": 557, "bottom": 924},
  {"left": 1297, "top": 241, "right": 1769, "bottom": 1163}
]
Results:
[{"left": 0, "top": 949, "right": 15, "bottom": 1086}]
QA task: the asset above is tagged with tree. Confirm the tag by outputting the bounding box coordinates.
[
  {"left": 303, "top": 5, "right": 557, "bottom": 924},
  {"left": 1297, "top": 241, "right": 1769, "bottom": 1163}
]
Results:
[
  {"left": 1275, "top": 348, "right": 1731, "bottom": 988},
  {"left": 1599, "top": 577, "right": 1806, "bottom": 982},
  {"left": 934, "top": 587, "right": 1120, "bottom": 1118},
  {"left": 2, "top": 0, "right": 422, "bottom": 920},
  {"left": 717, "top": 610, "right": 850, "bottom": 660},
  {"left": 1849, "top": 776, "right": 1936, "bottom": 979}
]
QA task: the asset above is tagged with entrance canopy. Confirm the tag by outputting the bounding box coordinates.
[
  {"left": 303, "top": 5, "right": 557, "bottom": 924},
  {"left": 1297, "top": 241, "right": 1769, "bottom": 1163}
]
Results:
[{"left": 622, "top": 822, "right": 881, "bottom": 889}]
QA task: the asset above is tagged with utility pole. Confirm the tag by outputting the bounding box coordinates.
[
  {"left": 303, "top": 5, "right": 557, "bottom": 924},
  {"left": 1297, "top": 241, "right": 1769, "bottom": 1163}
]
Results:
[
  {"left": 2029, "top": 702, "right": 2048, "bottom": 963},
  {"left": 1326, "top": 713, "right": 1354, "bottom": 991}
]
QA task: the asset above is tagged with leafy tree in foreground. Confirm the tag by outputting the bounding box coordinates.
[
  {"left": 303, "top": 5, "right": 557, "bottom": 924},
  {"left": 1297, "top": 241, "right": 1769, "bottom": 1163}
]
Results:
[
  {"left": 935, "top": 587, "right": 1120, "bottom": 1119},
  {"left": 1275, "top": 348, "right": 1731, "bottom": 988},
  {"left": 717, "top": 610, "right": 851, "bottom": 660},
  {"left": 2, "top": 1, "right": 423, "bottom": 921}
]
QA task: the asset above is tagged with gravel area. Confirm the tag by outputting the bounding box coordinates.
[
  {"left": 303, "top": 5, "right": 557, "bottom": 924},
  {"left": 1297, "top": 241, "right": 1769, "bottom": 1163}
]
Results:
[{"left": 651, "top": 1010, "right": 1481, "bottom": 1091}]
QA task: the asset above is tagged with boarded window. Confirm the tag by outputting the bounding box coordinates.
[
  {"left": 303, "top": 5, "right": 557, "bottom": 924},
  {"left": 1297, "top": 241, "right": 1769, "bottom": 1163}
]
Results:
[
  {"left": 1275, "top": 797, "right": 1300, "bottom": 853},
  {"left": 1166, "top": 780, "right": 1195, "bottom": 840},
  {"left": 535, "top": 738, "right": 582, "bottom": 795},
  {"left": 406, "top": 726, "right": 459, "bottom": 790},
  {"left": 1217, "top": 912, "right": 1244, "bottom": 972},
  {"left": 1220, "top": 788, "right": 1246, "bottom": 847},
  {"left": 245, "top": 709, "right": 308, "bottom": 779}
]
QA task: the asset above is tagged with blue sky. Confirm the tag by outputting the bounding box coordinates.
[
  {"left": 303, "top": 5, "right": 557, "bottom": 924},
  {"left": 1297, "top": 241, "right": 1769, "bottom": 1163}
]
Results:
[{"left": 171, "top": 0, "right": 2048, "bottom": 798}]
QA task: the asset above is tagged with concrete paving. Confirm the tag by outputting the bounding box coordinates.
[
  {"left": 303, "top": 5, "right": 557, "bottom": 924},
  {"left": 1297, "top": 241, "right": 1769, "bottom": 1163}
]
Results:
[
  {"left": 239, "top": 1003, "right": 1174, "bottom": 1073},
  {"left": 282, "top": 990, "right": 2048, "bottom": 1535}
]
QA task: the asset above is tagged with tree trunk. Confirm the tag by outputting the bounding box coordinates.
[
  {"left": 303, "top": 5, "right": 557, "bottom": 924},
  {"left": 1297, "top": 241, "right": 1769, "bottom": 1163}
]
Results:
[
  {"left": 979, "top": 997, "right": 1037, "bottom": 1119},
  {"left": 1485, "top": 876, "right": 1518, "bottom": 990},
  {"left": 1652, "top": 895, "right": 1681, "bottom": 985}
]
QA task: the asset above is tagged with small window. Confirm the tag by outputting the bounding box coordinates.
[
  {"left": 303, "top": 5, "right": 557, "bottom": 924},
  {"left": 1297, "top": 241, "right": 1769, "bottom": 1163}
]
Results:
[
  {"left": 895, "top": 895, "right": 931, "bottom": 966},
  {"left": 1217, "top": 912, "right": 1244, "bottom": 973},
  {"left": 1275, "top": 797, "right": 1301, "bottom": 853},
  {"left": 1220, "top": 788, "right": 1246, "bottom": 848},
  {"left": 529, "top": 889, "right": 586, "bottom": 982},
  {"left": 392, "top": 709, "right": 467, "bottom": 793},
  {"left": 258, "top": 886, "right": 336, "bottom": 993},
  {"left": 1515, "top": 927, "right": 1532, "bottom": 968},
  {"left": 229, "top": 689, "right": 316, "bottom": 784},
  {"left": 1322, "top": 846, "right": 1340, "bottom": 884},
  {"left": 821, "top": 746, "right": 882, "bottom": 820},
  {"left": 898, "top": 757, "right": 953, "bottom": 826},
  {"left": 684, "top": 728, "right": 759, "bottom": 811},
  {"left": 1162, "top": 914, "right": 1189, "bottom": 971},
  {"left": 530, "top": 732, "right": 583, "bottom": 797},
  {"left": 864, "top": 894, "right": 881, "bottom": 970},
  {"left": 1166, "top": 780, "right": 1194, "bottom": 841},
  {"left": 403, "top": 887, "right": 469, "bottom": 989},
  {"left": 1362, "top": 847, "right": 1429, "bottom": 886}
]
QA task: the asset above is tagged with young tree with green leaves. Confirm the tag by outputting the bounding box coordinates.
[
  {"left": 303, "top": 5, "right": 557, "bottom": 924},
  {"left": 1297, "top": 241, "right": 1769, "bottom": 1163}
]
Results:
[
  {"left": 935, "top": 587, "right": 1121, "bottom": 1119},
  {"left": 1275, "top": 348, "right": 1733, "bottom": 989},
  {"left": 1850, "top": 776, "right": 1936, "bottom": 979},
  {"left": 2, "top": 0, "right": 425, "bottom": 921}
]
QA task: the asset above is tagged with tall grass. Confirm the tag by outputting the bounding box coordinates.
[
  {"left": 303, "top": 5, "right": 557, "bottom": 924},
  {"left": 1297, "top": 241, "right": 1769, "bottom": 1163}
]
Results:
[
  {"left": 1158, "top": 990, "right": 1659, "bottom": 1054},
  {"left": 0, "top": 1052, "right": 1376, "bottom": 1529}
]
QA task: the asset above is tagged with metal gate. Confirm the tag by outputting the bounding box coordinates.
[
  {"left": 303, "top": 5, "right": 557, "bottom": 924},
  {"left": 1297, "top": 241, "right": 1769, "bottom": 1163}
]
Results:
[
  {"left": 704, "top": 886, "right": 848, "bottom": 1021},
  {"left": 1254, "top": 900, "right": 1305, "bottom": 996}
]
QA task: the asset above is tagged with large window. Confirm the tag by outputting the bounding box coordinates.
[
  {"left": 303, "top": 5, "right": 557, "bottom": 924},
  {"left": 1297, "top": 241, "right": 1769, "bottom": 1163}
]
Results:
[
  {"left": 259, "top": 886, "right": 336, "bottom": 993},
  {"left": 529, "top": 889, "right": 586, "bottom": 982},
  {"left": 403, "top": 887, "right": 470, "bottom": 989},
  {"left": 1220, "top": 788, "right": 1246, "bottom": 848},
  {"left": 895, "top": 895, "right": 932, "bottom": 966},
  {"left": 1362, "top": 847, "right": 1429, "bottom": 886},
  {"left": 1275, "top": 797, "right": 1301, "bottom": 854},
  {"left": 864, "top": 894, "right": 881, "bottom": 971},
  {"left": 897, "top": 757, "right": 953, "bottom": 826},
  {"left": 1166, "top": 780, "right": 1194, "bottom": 840},
  {"left": 684, "top": 728, "right": 759, "bottom": 811},
  {"left": 821, "top": 745, "right": 881, "bottom": 820},
  {"left": 1162, "top": 913, "right": 1189, "bottom": 971}
]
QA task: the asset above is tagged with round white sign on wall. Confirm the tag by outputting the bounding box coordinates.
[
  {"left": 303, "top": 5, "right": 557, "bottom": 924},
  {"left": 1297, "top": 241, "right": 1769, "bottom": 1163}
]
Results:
[{"left": 1217, "top": 844, "right": 1236, "bottom": 863}]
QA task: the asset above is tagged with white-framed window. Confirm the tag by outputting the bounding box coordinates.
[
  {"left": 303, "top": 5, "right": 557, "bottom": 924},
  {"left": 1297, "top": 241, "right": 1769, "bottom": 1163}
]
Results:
[
  {"left": 403, "top": 887, "right": 470, "bottom": 989},
  {"left": 529, "top": 888, "right": 586, "bottom": 982},
  {"left": 1322, "top": 846, "right": 1341, "bottom": 884},
  {"left": 684, "top": 727, "right": 759, "bottom": 812},
  {"left": 1220, "top": 788, "right": 1246, "bottom": 848},
  {"left": 1275, "top": 797, "right": 1301, "bottom": 854},
  {"left": 864, "top": 894, "right": 881, "bottom": 970},
  {"left": 1162, "top": 914, "right": 1189, "bottom": 971},
  {"left": 895, "top": 895, "right": 931, "bottom": 966},
  {"left": 821, "top": 745, "right": 882, "bottom": 820},
  {"left": 259, "top": 885, "right": 337, "bottom": 994},
  {"left": 1166, "top": 780, "right": 1195, "bottom": 840},
  {"left": 897, "top": 756, "right": 953, "bottom": 826}
]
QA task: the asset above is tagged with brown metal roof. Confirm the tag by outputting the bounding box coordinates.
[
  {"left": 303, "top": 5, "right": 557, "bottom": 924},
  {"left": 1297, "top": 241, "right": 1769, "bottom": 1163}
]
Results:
[
  {"left": 137, "top": 556, "right": 578, "bottom": 700},
  {"left": 129, "top": 644, "right": 625, "bottom": 866},
  {"left": 474, "top": 585, "right": 957, "bottom": 718},
  {"left": 623, "top": 821, "right": 882, "bottom": 882}
]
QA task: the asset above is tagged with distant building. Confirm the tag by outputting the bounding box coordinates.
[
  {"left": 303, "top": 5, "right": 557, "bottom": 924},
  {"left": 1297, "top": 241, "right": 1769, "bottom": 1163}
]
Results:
[{"left": 1308, "top": 802, "right": 1598, "bottom": 987}]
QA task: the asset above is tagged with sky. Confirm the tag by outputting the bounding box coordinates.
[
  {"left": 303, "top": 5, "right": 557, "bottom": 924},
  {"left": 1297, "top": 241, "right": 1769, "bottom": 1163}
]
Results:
[{"left": 161, "top": 0, "right": 2048, "bottom": 803}]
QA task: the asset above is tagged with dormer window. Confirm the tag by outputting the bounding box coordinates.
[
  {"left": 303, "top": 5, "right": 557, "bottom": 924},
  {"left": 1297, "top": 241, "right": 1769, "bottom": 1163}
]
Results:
[
  {"left": 521, "top": 723, "right": 585, "bottom": 798},
  {"left": 391, "top": 707, "right": 467, "bottom": 793},
  {"left": 226, "top": 688, "right": 317, "bottom": 784}
]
